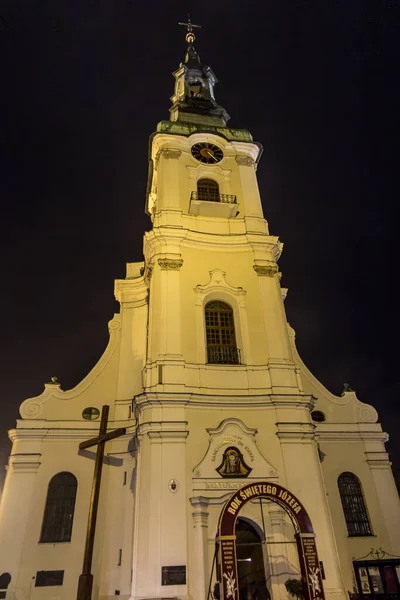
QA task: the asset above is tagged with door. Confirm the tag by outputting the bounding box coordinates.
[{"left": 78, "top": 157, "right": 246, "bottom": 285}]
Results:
[{"left": 236, "top": 518, "right": 270, "bottom": 600}]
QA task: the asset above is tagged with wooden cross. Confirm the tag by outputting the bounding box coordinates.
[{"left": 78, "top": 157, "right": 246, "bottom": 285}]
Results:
[{"left": 77, "top": 405, "right": 126, "bottom": 600}]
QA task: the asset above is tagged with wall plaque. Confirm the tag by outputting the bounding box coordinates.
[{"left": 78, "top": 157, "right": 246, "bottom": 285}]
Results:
[
  {"left": 35, "top": 570, "right": 64, "bottom": 587},
  {"left": 161, "top": 565, "right": 186, "bottom": 586}
]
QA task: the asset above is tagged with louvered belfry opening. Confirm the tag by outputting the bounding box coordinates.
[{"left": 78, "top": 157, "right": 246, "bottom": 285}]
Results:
[
  {"left": 338, "top": 472, "right": 372, "bottom": 536},
  {"left": 197, "top": 178, "right": 220, "bottom": 202},
  {"left": 205, "top": 300, "right": 240, "bottom": 364},
  {"left": 40, "top": 471, "right": 78, "bottom": 543}
]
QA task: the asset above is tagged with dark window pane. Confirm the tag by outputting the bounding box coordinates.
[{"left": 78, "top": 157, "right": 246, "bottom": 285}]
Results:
[
  {"left": 338, "top": 472, "right": 372, "bottom": 536},
  {"left": 383, "top": 567, "right": 398, "bottom": 594},
  {"left": 205, "top": 301, "right": 240, "bottom": 365},
  {"left": 0, "top": 573, "right": 11, "bottom": 589},
  {"left": 197, "top": 179, "right": 220, "bottom": 202},
  {"left": 40, "top": 472, "right": 77, "bottom": 543},
  {"left": 82, "top": 407, "right": 100, "bottom": 420},
  {"left": 311, "top": 410, "right": 326, "bottom": 423}
]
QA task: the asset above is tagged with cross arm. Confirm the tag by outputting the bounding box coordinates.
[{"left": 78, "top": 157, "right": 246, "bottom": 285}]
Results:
[{"left": 79, "top": 428, "right": 126, "bottom": 450}]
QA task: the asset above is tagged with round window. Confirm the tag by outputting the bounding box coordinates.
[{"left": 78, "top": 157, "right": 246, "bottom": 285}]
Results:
[
  {"left": 82, "top": 407, "right": 100, "bottom": 420},
  {"left": 311, "top": 410, "right": 326, "bottom": 423}
]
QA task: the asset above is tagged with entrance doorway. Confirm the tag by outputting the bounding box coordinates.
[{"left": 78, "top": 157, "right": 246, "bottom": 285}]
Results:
[
  {"left": 217, "top": 482, "right": 325, "bottom": 600},
  {"left": 236, "top": 518, "right": 269, "bottom": 600}
]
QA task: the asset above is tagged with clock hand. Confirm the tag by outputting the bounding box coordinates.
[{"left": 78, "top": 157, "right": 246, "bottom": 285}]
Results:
[{"left": 206, "top": 150, "right": 218, "bottom": 161}]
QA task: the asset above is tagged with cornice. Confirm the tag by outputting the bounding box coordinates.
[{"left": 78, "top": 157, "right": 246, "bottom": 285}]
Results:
[
  {"left": 134, "top": 391, "right": 315, "bottom": 410},
  {"left": 316, "top": 429, "right": 388, "bottom": 443},
  {"left": 365, "top": 451, "right": 391, "bottom": 469},
  {"left": 147, "top": 431, "right": 189, "bottom": 440},
  {"left": 114, "top": 277, "right": 148, "bottom": 305},
  {"left": 9, "top": 425, "right": 136, "bottom": 443},
  {"left": 137, "top": 420, "right": 189, "bottom": 441},
  {"left": 144, "top": 227, "right": 282, "bottom": 255},
  {"left": 8, "top": 453, "right": 41, "bottom": 473},
  {"left": 276, "top": 422, "right": 316, "bottom": 441}
]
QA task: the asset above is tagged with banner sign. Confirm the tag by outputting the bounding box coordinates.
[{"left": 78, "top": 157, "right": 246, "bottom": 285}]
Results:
[
  {"left": 296, "top": 534, "right": 324, "bottom": 600},
  {"left": 217, "top": 481, "right": 325, "bottom": 600}
]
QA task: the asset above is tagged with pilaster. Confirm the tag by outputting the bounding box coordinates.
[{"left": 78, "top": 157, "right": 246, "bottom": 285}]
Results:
[
  {"left": 131, "top": 422, "right": 189, "bottom": 600},
  {"left": 365, "top": 445, "right": 400, "bottom": 555},
  {"left": 0, "top": 449, "right": 41, "bottom": 592},
  {"left": 278, "top": 426, "right": 347, "bottom": 600},
  {"left": 253, "top": 263, "right": 298, "bottom": 393},
  {"left": 265, "top": 508, "right": 295, "bottom": 600},
  {"left": 190, "top": 496, "right": 210, "bottom": 600}
]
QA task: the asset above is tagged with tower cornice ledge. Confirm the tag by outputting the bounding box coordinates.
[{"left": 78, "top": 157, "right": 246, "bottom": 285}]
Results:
[
  {"left": 134, "top": 392, "right": 315, "bottom": 409},
  {"left": 276, "top": 422, "right": 316, "bottom": 440},
  {"left": 145, "top": 227, "right": 282, "bottom": 255},
  {"left": 114, "top": 277, "right": 148, "bottom": 305}
]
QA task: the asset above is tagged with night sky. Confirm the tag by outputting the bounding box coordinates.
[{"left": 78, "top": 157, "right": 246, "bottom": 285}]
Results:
[{"left": 1, "top": 1, "right": 399, "bottom": 490}]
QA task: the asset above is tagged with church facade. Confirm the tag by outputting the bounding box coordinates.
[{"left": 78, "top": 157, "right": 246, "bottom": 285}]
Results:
[{"left": 0, "top": 27, "right": 399, "bottom": 600}]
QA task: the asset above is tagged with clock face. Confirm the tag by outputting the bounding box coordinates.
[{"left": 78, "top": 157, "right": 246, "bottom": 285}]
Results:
[{"left": 191, "top": 142, "right": 224, "bottom": 164}]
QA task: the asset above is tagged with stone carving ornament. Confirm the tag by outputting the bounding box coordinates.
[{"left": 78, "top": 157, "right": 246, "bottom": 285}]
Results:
[
  {"left": 253, "top": 264, "right": 279, "bottom": 277},
  {"left": 157, "top": 258, "right": 184, "bottom": 271}
]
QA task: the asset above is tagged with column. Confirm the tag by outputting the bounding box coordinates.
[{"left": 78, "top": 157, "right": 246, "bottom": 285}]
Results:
[
  {"left": 254, "top": 266, "right": 298, "bottom": 393},
  {"left": 278, "top": 424, "right": 347, "bottom": 600},
  {"left": 131, "top": 421, "right": 189, "bottom": 600},
  {"left": 265, "top": 508, "right": 298, "bottom": 600},
  {"left": 0, "top": 450, "right": 41, "bottom": 598},
  {"left": 366, "top": 448, "right": 400, "bottom": 555},
  {"left": 190, "top": 496, "right": 210, "bottom": 600}
]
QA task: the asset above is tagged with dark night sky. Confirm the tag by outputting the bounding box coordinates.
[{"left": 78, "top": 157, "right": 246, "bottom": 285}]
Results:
[{"left": 1, "top": 1, "right": 399, "bottom": 490}]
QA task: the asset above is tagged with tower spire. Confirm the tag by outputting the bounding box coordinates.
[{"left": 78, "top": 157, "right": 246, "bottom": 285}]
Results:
[{"left": 171, "top": 16, "right": 230, "bottom": 126}]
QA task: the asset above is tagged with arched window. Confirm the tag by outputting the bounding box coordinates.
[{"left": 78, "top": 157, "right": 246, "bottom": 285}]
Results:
[
  {"left": 0, "top": 572, "right": 11, "bottom": 597},
  {"left": 40, "top": 472, "right": 77, "bottom": 543},
  {"left": 338, "top": 472, "right": 372, "bottom": 536},
  {"left": 205, "top": 300, "right": 240, "bottom": 365},
  {"left": 197, "top": 179, "right": 220, "bottom": 203}
]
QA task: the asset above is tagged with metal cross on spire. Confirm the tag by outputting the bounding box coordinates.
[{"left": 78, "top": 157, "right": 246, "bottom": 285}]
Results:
[{"left": 178, "top": 14, "right": 201, "bottom": 44}]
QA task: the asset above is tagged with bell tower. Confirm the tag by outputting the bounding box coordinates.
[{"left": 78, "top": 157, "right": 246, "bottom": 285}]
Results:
[
  {"left": 141, "top": 18, "right": 297, "bottom": 395},
  {"left": 124, "top": 20, "right": 346, "bottom": 600}
]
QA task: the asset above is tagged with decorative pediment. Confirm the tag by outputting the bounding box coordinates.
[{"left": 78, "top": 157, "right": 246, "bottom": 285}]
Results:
[
  {"left": 194, "top": 269, "right": 246, "bottom": 303},
  {"left": 192, "top": 418, "right": 277, "bottom": 494}
]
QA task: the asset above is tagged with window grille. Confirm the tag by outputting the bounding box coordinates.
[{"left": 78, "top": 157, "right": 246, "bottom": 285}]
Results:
[
  {"left": 205, "top": 300, "right": 240, "bottom": 365},
  {"left": 40, "top": 472, "right": 77, "bottom": 543},
  {"left": 197, "top": 179, "right": 220, "bottom": 202},
  {"left": 338, "top": 472, "right": 372, "bottom": 536}
]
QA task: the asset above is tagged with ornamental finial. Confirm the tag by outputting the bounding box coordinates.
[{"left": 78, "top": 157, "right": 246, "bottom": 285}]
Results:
[{"left": 178, "top": 14, "right": 201, "bottom": 44}]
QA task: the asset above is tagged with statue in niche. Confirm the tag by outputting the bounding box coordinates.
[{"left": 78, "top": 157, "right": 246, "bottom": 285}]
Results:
[{"left": 216, "top": 446, "right": 252, "bottom": 478}]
